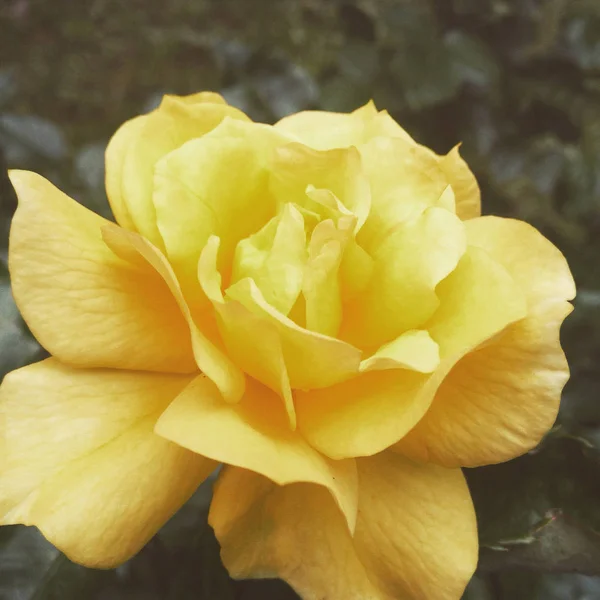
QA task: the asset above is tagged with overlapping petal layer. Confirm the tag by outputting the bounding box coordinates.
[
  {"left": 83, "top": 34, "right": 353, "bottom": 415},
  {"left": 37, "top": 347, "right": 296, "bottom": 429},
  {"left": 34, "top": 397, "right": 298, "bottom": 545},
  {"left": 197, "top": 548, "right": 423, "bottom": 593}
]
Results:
[
  {"left": 275, "top": 101, "right": 481, "bottom": 220},
  {"left": 0, "top": 359, "right": 215, "bottom": 567},
  {"left": 105, "top": 92, "right": 250, "bottom": 247},
  {"left": 209, "top": 452, "right": 477, "bottom": 600},
  {"left": 155, "top": 375, "right": 358, "bottom": 532},
  {"left": 393, "top": 217, "right": 575, "bottom": 466},
  {"left": 8, "top": 171, "right": 196, "bottom": 374}
]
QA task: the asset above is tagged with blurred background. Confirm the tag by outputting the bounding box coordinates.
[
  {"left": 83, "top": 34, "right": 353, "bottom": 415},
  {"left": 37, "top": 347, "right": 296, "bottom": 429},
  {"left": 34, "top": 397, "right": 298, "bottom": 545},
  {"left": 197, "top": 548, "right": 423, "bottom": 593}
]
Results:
[{"left": 1, "top": 0, "right": 599, "bottom": 598}]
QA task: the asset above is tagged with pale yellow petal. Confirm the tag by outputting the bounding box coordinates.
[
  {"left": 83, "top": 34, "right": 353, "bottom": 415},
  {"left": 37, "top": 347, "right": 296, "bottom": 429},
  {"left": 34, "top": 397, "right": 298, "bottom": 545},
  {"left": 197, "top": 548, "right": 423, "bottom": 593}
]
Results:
[
  {"left": 101, "top": 224, "right": 245, "bottom": 404},
  {"left": 198, "top": 236, "right": 294, "bottom": 420},
  {"left": 8, "top": 170, "right": 196, "bottom": 373},
  {"left": 270, "top": 142, "right": 371, "bottom": 231},
  {"left": 395, "top": 302, "right": 572, "bottom": 467},
  {"left": 276, "top": 103, "right": 480, "bottom": 223},
  {"left": 209, "top": 452, "right": 477, "bottom": 600},
  {"left": 155, "top": 376, "right": 358, "bottom": 532},
  {"left": 341, "top": 206, "right": 467, "bottom": 349},
  {"left": 107, "top": 94, "right": 250, "bottom": 247},
  {"left": 0, "top": 359, "right": 215, "bottom": 567},
  {"left": 360, "top": 330, "right": 440, "bottom": 373},
  {"left": 295, "top": 369, "right": 440, "bottom": 459},
  {"left": 393, "top": 219, "right": 574, "bottom": 467},
  {"left": 427, "top": 246, "right": 528, "bottom": 359},
  {"left": 104, "top": 115, "right": 144, "bottom": 230},
  {"left": 225, "top": 277, "right": 361, "bottom": 390},
  {"left": 302, "top": 217, "right": 354, "bottom": 337},
  {"left": 465, "top": 216, "right": 575, "bottom": 304},
  {"left": 153, "top": 119, "right": 289, "bottom": 306},
  {"left": 231, "top": 203, "right": 307, "bottom": 316},
  {"left": 438, "top": 145, "right": 481, "bottom": 220},
  {"left": 357, "top": 136, "right": 450, "bottom": 249},
  {"left": 274, "top": 101, "right": 380, "bottom": 151}
]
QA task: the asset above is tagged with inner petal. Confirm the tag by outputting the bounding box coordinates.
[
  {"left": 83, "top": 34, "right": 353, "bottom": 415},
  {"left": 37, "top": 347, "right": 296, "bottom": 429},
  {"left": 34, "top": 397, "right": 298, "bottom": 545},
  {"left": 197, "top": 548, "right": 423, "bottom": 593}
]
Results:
[{"left": 339, "top": 205, "right": 467, "bottom": 350}]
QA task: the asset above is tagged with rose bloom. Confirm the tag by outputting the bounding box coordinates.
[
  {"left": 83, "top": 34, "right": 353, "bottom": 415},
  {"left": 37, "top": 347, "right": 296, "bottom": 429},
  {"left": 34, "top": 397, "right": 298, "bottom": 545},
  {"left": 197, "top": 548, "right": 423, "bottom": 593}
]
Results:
[{"left": 0, "top": 92, "right": 574, "bottom": 599}]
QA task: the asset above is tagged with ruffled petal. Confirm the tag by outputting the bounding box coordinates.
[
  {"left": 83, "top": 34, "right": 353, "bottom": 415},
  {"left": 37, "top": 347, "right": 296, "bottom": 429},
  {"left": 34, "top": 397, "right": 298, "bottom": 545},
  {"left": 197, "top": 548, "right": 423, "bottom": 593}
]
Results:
[
  {"left": 105, "top": 92, "right": 250, "bottom": 247},
  {"left": 357, "top": 137, "right": 450, "bottom": 249},
  {"left": 465, "top": 216, "right": 575, "bottom": 304},
  {"left": 101, "top": 224, "right": 245, "bottom": 404},
  {"left": 8, "top": 171, "right": 196, "bottom": 373},
  {"left": 437, "top": 146, "right": 481, "bottom": 220},
  {"left": 275, "top": 102, "right": 480, "bottom": 222},
  {"left": 295, "top": 369, "right": 439, "bottom": 459},
  {"left": 393, "top": 219, "right": 574, "bottom": 466},
  {"left": 209, "top": 452, "right": 477, "bottom": 600},
  {"left": 200, "top": 237, "right": 362, "bottom": 392},
  {"left": 270, "top": 142, "right": 371, "bottom": 231},
  {"left": 231, "top": 203, "right": 307, "bottom": 316},
  {"left": 155, "top": 376, "right": 358, "bottom": 532},
  {"left": 341, "top": 206, "right": 467, "bottom": 349},
  {"left": 0, "top": 359, "right": 215, "bottom": 568},
  {"left": 153, "top": 118, "right": 290, "bottom": 306},
  {"left": 359, "top": 330, "right": 440, "bottom": 373}
]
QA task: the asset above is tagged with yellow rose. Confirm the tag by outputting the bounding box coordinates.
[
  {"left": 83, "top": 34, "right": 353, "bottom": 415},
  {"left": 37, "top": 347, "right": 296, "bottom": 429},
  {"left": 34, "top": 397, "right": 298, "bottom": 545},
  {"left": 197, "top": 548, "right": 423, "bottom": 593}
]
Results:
[{"left": 0, "top": 92, "right": 574, "bottom": 599}]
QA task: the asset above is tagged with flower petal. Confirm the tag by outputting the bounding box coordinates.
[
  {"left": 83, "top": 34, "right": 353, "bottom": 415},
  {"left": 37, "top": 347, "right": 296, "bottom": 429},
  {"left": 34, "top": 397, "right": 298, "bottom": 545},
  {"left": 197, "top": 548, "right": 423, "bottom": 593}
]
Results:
[
  {"left": 393, "top": 219, "right": 574, "bottom": 467},
  {"left": 302, "top": 245, "right": 528, "bottom": 460},
  {"left": 231, "top": 203, "right": 307, "bottom": 316},
  {"left": 0, "top": 359, "right": 215, "bottom": 567},
  {"left": 105, "top": 92, "right": 250, "bottom": 247},
  {"left": 101, "top": 224, "right": 245, "bottom": 404},
  {"left": 274, "top": 101, "right": 382, "bottom": 150},
  {"left": 8, "top": 170, "right": 196, "bottom": 373},
  {"left": 357, "top": 136, "right": 450, "bottom": 249},
  {"left": 438, "top": 146, "right": 481, "bottom": 220},
  {"left": 295, "top": 369, "right": 438, "bottom": 460},
  {"left": 155, "top": 375, "right": 358, "bottom": 532},
  {"left": 269, "top": 142, "right": 371, "bottom": 231},
  {"left": 153, "top": 119, "right": 290, "bottom": 306},
  {"left": 396, "top": 302, "right": 573, "bottom": 467},
  {"left": 275, "top": 103, "right": 480, "bottom": 222},
  {"left": 226, "top": 277, "right": 362, "bottom": 390},
  {"left": 465, "top": 216, "right": 575, "bottom": 304},
  {"left": 209, "top": 452, "right": 477, "bottom": 600},
  {"left": 360, "top": 330, "right": 440, "bottom": 373},
  {"left": 341, "top": 206, "right": 467, "bottom": 349}
]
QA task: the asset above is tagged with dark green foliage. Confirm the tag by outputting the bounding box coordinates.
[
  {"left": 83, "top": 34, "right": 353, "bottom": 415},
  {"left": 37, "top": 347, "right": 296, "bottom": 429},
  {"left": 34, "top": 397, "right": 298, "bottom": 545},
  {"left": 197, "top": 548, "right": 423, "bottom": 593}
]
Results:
[{"left": 0, "top": 0, "right": 599, "bottom": 598}]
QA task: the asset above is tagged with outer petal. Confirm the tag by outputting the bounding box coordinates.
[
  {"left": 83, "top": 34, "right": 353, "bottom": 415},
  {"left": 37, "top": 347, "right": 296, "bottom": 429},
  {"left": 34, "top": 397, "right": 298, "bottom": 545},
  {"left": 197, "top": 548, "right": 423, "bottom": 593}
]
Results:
[
  {"left": 295, "top": 369, "right": 438, "bottom": 460},
  {"left": 396, "top": 302, "right": 573, "bottom": 467},
  {"left": 8, "top": 171, "right": 196, "bottom": 373},
  {"left": 465, "top": 216, "right": 575, "bottom": 305},
  {"left": 274, "top": 101, "right": 411, "bottom": 151},
  {"left": 155, "top": 375, "right": 358, "bottom": 532},
  {"left": 209, "top": 452, "right": 477, "bottom": 600},
  {"left": 274, "top": 101, "right": 376, "bottom": 150},
  {"left": 101, "top": 225, "right": 245, "bottom": 404},
  {"left": 0, "top": 359, "right": 216, "bottom": 567},
  {"left": 275, "top": 103, "right": 481, "bottom": 221},
  {"left": 393, "top": 219, "right": 574, "bottom": 467},
  {"left": 438, "top": 146, "right": 481, "bottom": 220},
  {"left": 105, "top": 92, "right": 250, "bottom": 247}
]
